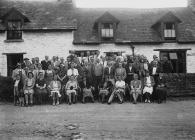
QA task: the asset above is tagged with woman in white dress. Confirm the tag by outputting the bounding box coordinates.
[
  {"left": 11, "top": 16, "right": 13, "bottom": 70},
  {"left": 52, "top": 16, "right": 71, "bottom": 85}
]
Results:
[{"left": 143, "top": 72, "right": 155, "bottom": 103}]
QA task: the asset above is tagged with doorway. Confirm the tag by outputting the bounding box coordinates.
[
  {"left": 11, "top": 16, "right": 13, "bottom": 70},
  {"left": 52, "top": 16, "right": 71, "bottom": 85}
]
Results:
[
  {"left": 154, "top": 49, "right": 191, "bottom": 73},
  {"left": 6, "top": 53, "right": 24, "bottom": 77}
]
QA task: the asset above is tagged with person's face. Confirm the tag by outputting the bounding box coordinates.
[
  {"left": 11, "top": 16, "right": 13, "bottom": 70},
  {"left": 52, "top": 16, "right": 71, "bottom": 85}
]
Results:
[
  {"left": 134, "top": 74, "right": 138, "bottom": 80},
  {"left": 39, "top": 73, "right": 44, "bottom": 79},
  {"left": 146, "top": 73, "right": 150, "bottom": 77},
  {"left": 163, "top": 56, "right": 168, "bottom": 61},
  {"left": 71, "top": 63, "right": 74, "bottom": 68},
  {"left": 119, "top": 63, "right": 122, "bottom": 67},
  {"left": 96, "top": 51, "right": 100, "bottom": 55},
  {"left": 87, "top": 51, "right": 90, "bottom": 56},
  {"left": 16, "top": 75, "right": 20, "bottom": 80},
  {"left": 28, "top": 73, "right": 33, "bottom": 78},
  {"left": 70, "top": 76, "right": 74, "bottom": 81},
  {"left": 129, "top": 63, "right": 133, "bottom": 67},
  {"left": 108, "top": 62, "right": 112, "bottom": 67},
  {"left": 45, "top": 56, "right": 49, "bottom": 60},
  {"left": 38, "top": 64, "right": 42, "bottom": 69},
  {"left": 118, "top": 76, "right": 121, "bottom": 81}
]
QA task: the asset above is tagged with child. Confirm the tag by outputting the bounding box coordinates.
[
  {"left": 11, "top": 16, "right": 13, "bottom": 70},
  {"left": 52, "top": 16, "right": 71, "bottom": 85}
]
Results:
[
  {"left": 49, "top": 75, "right": 61, "bottom": 105},
  {"left": 82, "top": 77, "right": 94, "bottom": 103},
  {"left": 24, "top": 72, "right": 35, "bottom": 106},
  {"left": 14, "top": 74, "right": 24, "bottom": 106}
]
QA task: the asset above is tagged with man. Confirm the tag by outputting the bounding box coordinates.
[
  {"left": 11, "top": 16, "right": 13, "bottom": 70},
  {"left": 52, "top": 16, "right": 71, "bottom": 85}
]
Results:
[
  {"left": 125, "top": 62, "right": 136, "bottom": 85},
  {"left": 108, "top": 76, "right": 125, "bottom": 104},
  {"left": 41, "top": 56, "right": 51, "bottom": 70},
  {"left": 92, "top": 58, "right": 104, "bottom": 99},
  {"left": 149, "top": 55, "right": 161, "bottom": 101},
  {"left": 104, "top": 61, "right": 115, "bottom": 85},
  {"left": 115, "top": 62, "right": 126, "bottom": 81},
  {"left": 12, "top": 63, "right": 26, "bottom": 82},
  {"left": 22, "top": 58, "right": 31, "bottom": 69},
  {"left": 130, "top": 74, "right": 142, "bottom": 104},
  {"left": 161, "top": 56, "right": 173, "bottom": 73}
]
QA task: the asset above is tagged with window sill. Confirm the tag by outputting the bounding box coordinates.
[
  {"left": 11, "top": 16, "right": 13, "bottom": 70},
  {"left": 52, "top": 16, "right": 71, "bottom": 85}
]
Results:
[{"left": 4, "top": 39, "right": 24, "bottom": 43}]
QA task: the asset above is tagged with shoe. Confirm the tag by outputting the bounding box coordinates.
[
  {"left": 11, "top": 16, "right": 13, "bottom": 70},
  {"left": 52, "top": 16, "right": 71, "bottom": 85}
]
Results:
[
  {"left": 145, "top": 99, "right": 147, "bottom": 103},
  {"left": 69, "top": 102, "right": 72, "bottom": 105},
  {"left": 52, "top": 102, "right": 55, "bottom": 106},
  {"left": 107, "top": 102, "right": 111, "bottom": 105},
  {"left": 56, "top": 101, "right": 59, "bottom": 105},
  {"left": 148, "top": 100, "right": 151, "bottom": 103}
]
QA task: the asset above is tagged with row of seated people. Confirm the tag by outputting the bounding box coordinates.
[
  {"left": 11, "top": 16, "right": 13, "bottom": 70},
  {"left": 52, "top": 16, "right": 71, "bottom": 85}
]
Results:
[{"left": 13, "top": 69, "right": 167, "bottom": 107}]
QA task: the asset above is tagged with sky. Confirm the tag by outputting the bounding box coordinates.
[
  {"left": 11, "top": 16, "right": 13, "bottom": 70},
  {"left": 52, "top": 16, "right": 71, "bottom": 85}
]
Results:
[
  {"left": 75, "top": 0, "right": 188, "bottom": 8},
  {"left": 12, "top": 0, "right": 188, "bottom": 8}
]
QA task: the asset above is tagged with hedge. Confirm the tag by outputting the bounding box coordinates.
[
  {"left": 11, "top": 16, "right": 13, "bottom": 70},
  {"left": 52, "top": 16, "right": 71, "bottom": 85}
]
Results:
[{"left": 0, "top": 76, "right": 14, "bottom": 102}]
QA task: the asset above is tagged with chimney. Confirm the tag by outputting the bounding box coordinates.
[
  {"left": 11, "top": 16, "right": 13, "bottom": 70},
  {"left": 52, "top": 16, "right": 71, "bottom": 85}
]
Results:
[{"left": 188, "top": 0, "right": 195, "bottom": 10}]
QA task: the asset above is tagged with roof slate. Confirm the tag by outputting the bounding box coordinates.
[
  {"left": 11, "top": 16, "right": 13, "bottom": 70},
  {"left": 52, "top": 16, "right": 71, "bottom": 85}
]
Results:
[
  {"left": 0, "top": 0, "right": 195, "bottom": 43},
  {"left": 73, "top": 7, "right": 195, "bottom": 43},
  {"left": 0, "top": 0, "right": 77, "bottom": 30}
]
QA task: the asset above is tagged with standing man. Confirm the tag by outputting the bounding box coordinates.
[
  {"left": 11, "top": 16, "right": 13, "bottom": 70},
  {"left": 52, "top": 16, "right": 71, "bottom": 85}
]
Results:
[
  {"left": 161, "top": 56, "right": 173, "bottom": 73},
  {"left": 104, "top": 61, "right": 115, "bottom": 86},
  {"left": 41, "top": 56, "right": 51, "bottom": 71},
  {"left": 93, "top": 58, "right": 104, "bottom": 100}
]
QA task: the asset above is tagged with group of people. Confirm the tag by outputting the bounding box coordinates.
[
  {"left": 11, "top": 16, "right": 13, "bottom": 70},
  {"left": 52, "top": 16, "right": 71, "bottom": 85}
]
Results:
[{"left": 12, "top": 50, "right": 171, "bottom": 107}]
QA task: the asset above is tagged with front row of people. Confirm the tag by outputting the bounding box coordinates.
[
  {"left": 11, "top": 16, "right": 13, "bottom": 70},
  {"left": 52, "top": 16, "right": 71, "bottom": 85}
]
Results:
[{"left": 13, "top": 71, "right": 166, "bottom": 107}]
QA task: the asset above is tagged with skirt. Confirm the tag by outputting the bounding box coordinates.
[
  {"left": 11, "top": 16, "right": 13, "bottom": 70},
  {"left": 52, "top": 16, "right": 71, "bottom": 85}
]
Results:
[{"left": 143, "top": 86, "right": 153, "bottom": 94}]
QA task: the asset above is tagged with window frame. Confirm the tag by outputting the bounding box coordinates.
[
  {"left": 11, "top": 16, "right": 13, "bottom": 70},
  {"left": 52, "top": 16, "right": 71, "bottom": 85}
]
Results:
[
  {"left": 6, "top": 20, "right": 23, "bottom": 41},
  {"left": 163, "top": 22, "right": 176, "bottom": 41}
]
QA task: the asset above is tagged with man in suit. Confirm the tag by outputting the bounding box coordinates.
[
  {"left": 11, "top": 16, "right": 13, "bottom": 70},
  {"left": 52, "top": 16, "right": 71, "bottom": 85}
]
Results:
[
  {"left": 41, "top": 56, "right": 51, "bottom": 70},
  {"left": 104, "top": 61, "right": 115, "bottom": 85},
  {"left": 125, "top": 62, "right": 136, "bottom": 85}
]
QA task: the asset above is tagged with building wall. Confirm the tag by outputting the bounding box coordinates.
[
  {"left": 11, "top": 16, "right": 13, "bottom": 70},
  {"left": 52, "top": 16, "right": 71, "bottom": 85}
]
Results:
[{"left": 0, "top": 31, "right": 195, "bottom": 76}]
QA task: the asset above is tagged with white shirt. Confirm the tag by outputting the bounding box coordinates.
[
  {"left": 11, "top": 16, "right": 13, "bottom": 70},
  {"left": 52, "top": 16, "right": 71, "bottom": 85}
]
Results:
[
  {"left": 146, "top": 77, "right": 152, "bottom": 86},
  {"left": 115, "top": 80, "right": 125, "bottom": 88},
  {"left": 67, "top": 68, "right": 79, "bottom": 77},
  {"left": 14, "top": 80, "right": 20, "bottom": 87},
  {"left": 152, "top": 67, "right": 157, "bottom": 75}
]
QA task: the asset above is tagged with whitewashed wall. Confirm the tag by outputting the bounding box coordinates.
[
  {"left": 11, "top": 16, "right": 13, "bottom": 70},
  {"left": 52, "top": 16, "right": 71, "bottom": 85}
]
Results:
[{"left": 0, "top": 31, "right": 195, "bottom": 76}]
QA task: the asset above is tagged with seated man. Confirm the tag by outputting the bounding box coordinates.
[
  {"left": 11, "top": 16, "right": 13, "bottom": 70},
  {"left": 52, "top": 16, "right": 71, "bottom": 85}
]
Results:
[
  {"left": 108, "top": 76, "right": 125, "bottom": 104},
  {"left": 130, "top": 74, "right": 142, "bottom": 104},
  {"left": 143, "top": 71, "right": 155, "bottom": 103},
  {"left": 65, "top": 75, "right": 78, "bottom": 105}
]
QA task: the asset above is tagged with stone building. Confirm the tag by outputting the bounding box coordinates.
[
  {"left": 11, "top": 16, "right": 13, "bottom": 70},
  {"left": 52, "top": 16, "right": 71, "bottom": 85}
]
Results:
[{"left": 0, "top": 0, "right": 195, "bottom": 76}]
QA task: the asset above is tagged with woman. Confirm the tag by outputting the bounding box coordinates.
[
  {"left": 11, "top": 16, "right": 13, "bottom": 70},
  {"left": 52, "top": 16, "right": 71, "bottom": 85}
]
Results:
[
  {"left": 130, "top": 74, "right": 142, "bottom": 104},
  {"left": 49, "top": 75, "right": 61, "bottom": 105},
  {"left": 35, "top": 72, "right": 47, "bottom": 104},
  {"left": 143, "top": 71, "right": 155, "bottom": 103},
  {"left": 24, "top": 72, "right": 35, "bottom": 106},
  {"left": 45, "top": 64, "right": 55, "bottom": 86},
  {"left": 35, "top": 63, "right": 45, "bottom": 80},
  {"left": 65, "top": 75, "right": 78, "bottom": 105}
]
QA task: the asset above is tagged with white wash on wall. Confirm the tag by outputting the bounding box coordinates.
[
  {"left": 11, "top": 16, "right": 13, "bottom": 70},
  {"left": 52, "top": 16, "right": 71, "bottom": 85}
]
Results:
[{"left": 0, "top": 31, "right": 195, "bottom": 76}]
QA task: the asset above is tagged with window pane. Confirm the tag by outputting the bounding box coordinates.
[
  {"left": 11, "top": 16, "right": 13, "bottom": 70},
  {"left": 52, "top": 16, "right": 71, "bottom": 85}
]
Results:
[{"left": 7, "top": 21, "right": 22, "bottom": 40}]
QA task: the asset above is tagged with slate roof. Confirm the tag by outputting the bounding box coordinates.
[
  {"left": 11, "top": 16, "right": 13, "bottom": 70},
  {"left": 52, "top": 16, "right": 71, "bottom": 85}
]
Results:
[
  {"left": 1, "top": 0, "right": 195, "bottom": 43},
  {"left": 0, "top": 0, "right": 77, "bottom": 30},
  {"left": 73, "top": 7, "right": 195, "bottom": 43}
]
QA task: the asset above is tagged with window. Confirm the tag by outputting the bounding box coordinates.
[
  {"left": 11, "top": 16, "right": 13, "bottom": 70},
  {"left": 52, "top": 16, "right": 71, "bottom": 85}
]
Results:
[
  {"left": 101, "top": 23, "right": 114, "bottom": 38},
  {"left": 7, "top": 20, "right": 22, "bottom": 40},
  {"left": 164, "top": 23, "right": 176, "bottom": 40}
]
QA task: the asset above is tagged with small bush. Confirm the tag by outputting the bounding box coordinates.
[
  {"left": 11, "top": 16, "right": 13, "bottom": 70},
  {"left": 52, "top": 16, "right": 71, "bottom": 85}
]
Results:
[{"left": 0, "top": 76, "right": 14, "bottom": 102}]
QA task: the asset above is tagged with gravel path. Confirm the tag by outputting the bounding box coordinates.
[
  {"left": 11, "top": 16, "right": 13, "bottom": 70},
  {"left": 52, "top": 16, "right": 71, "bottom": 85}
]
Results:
[{"left": 0, "top": 100, "right": 195, "bottom": 140}]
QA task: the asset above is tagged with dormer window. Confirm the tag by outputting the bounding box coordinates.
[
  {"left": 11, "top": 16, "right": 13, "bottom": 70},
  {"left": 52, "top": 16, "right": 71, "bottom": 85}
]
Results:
[
  {"left": 164, "top": 22, "right": 176, "bottom": 40},
  {"left": 94, "top": 12, "right": 119, "bottom": 43},
  {"left": 101, "top": 23, "right": 114, "bottom": 38},
  {"left": 7, "top": 20, "right": 22, "bottom": 40}
]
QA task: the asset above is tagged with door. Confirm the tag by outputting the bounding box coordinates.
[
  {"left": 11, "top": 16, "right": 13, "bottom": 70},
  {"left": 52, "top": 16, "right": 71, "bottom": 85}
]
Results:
[
  {"left": 7, "top": 54, "right": 23, "bottom": 77},
  {"left": 159, "top": 51, "right": 186, "bottom": 73}
]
